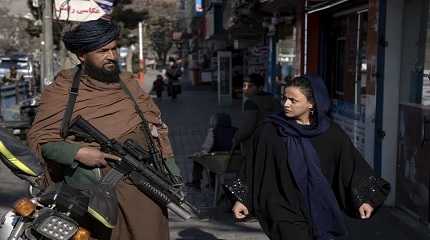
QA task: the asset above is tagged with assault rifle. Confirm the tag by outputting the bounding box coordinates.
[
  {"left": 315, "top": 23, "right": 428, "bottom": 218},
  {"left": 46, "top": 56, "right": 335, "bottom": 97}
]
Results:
[{"left": 69, "top": 115, "right": 198, "bottom": 220}]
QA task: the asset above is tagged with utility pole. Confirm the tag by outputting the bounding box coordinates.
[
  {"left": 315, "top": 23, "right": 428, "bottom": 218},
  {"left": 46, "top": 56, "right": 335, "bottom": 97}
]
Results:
[{"left": 42, "top": 0, "right": 54, "bottom": 91}]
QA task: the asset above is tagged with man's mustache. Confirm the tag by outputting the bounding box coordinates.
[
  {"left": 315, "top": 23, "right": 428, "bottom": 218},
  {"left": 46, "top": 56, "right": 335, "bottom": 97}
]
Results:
[{"left": 103, "top": 60, "right": 118, "bottom": 67}]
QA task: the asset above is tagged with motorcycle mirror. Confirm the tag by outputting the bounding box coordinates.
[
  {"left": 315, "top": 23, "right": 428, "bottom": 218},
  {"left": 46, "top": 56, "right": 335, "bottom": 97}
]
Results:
[{"left": 28, "top": 184, "right": 42, "bottom": 198}]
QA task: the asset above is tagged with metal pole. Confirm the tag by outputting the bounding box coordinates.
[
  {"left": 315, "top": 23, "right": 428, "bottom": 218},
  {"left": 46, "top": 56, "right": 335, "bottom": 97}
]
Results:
[
  {"left": 138, "top": 21, "right": 145, "bottom": 84},
  {"left": 374, "top": 0, "right": 387, "bottom": 176},
  {"left": 42, "top": 0, "right": 54, "bottom": 91},
  {"left": 139, "top": 21, "right": 143, "bottom": 64},
  {"left": 304, "top": 0, "right": 308, "bottom": 74}
]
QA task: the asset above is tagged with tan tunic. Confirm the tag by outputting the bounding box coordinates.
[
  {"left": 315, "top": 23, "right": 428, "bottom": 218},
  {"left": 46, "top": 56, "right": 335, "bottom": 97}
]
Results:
[{"left": 28, "top": 68, "right": 172, "bottom": 240}]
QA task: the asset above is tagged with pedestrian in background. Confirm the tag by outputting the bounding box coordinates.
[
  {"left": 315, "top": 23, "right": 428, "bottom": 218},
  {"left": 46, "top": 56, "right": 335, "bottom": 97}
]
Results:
[
  {"left": 233, "top": 73, "right": 281, "bottom": 163},
  {"left": 153, "top": 74, "right": 166, "bottom": 99},
  {"left": 231, "top": 75, "right": 390, "bottom": 240},
  {"left": 166, "top": 60, "right": 182, "bottom": 101}
]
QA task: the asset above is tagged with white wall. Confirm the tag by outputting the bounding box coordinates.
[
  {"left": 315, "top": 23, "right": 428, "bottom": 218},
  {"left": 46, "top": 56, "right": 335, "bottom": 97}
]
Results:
[{"left": 381, "top": 0, "right": 404, "bottom": 205}]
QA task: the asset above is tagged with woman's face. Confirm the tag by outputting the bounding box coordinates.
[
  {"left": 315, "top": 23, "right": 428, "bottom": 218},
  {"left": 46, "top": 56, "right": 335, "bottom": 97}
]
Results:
[{"left": 282, "top": 86, "right": 314, "bottom": 123}]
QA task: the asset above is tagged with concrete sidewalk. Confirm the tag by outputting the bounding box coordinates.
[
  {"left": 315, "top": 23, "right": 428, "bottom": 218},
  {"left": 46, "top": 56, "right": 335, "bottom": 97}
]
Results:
[{"left": 156, "top": 78, "right": 430, "bottom": 240}]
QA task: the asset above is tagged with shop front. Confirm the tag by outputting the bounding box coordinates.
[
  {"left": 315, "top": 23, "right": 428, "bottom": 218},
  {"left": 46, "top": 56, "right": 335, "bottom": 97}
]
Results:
[
  {"left": 304, "top": 0, "right": 379, "bottom": 167},
  {"left": 285, "top": 0, "right": 430, "bottom": 219},
  {"left": 395, "top": 0, "right": 430, "bottom": 223}
]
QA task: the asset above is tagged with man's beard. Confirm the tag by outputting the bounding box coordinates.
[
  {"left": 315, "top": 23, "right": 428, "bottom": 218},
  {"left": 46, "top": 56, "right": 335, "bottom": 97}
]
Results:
[{"left": 84, "top": 60, "right": 120, "bottom": 83}]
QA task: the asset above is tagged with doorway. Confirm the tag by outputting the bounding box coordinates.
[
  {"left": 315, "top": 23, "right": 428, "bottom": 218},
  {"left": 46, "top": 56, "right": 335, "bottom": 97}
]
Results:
[{"left": 326, "top": 8, "right": 374, "bottom": 165}]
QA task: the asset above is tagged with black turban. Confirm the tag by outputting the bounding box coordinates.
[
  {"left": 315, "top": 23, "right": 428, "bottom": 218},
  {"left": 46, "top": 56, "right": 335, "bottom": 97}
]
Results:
[{"left": 63, "top": 18, "right": 120, "bottom": 54}]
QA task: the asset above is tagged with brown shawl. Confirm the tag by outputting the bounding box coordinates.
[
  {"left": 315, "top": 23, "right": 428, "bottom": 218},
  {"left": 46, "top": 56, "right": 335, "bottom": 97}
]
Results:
[
  {"left": 28, "top": 67, "right": 174, "bottom": 164},
  {"left": 28, "top": 68, "right": 172, "bottom": 240}
]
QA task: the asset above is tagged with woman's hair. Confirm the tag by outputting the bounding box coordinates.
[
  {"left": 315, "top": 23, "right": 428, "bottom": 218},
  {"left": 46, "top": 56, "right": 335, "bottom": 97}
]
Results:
[{"left": 284, "top": 76, "right": 315, "bottom": 104}]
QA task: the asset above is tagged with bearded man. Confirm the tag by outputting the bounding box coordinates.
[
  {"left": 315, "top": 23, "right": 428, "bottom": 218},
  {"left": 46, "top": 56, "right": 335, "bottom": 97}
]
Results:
[{"left": 27, "top": 19, "right": 181, "bottom": 240}]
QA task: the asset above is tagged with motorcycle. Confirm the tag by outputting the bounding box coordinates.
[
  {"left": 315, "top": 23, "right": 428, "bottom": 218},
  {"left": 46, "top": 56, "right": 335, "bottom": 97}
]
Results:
[
  {"left": 0, "top": 126, "right": 116, "bottom": 240},
  {"left": 0, "top": 184, "right": 91, "bottom": 240}
]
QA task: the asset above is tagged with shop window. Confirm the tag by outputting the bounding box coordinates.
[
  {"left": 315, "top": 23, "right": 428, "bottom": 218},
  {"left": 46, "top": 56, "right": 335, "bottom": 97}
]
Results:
[
  {"left": 277, "top": 26, "right": 296, "bottom": 82},
  {"left": 328, "top": 11, "right": 368, "bottom": 105}
]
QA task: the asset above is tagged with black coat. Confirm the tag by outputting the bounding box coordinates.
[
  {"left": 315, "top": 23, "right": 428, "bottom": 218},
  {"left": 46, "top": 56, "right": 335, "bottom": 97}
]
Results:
[{"left": 242, "top": 121, "right": 390, "bottom": 240}]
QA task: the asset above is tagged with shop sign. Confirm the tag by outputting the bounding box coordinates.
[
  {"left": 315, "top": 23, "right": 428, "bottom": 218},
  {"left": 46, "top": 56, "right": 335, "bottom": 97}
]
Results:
[
  {"left": 423, "top": 70, "right": 430, "bottom": 105},
  {"left": 205, "top": 6, "right": 223, "bottom": 39},
  {"left": 54, "top": 0, "right": 105, "bottom": 22},
  {"left": 205, "top": 8, "right": 215, "bottom": 39},
  {"left": 195, "top": 0, "right": 204, "bottom": 16},
  {"left": 217, "top": 51, "right": 232, "bottom": 105},
  {"left": 250, "top": 46, "right": 269, "bottom": 56}
]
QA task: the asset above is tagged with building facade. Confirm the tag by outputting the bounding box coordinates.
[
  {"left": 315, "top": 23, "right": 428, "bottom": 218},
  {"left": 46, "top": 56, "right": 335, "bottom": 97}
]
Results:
[{"left": 287, "top": 0, "right": 430, "bottom": 224}]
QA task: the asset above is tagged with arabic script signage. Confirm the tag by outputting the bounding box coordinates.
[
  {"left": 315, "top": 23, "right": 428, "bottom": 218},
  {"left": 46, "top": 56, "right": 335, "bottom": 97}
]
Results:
[{"left": 54, "top": 0, "right": 105, "bottom": 22}]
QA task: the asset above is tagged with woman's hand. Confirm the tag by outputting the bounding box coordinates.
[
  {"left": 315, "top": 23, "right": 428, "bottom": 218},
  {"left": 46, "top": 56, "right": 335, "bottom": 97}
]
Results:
[
  {"left": 358, "top": 203, "right": 374, "bottom": 219},
  {"left": 75, "top": 147, "right": 120, "bottom": 168},
  {"left": 232, "top": 201, "right": 249, "bottom": 219}
]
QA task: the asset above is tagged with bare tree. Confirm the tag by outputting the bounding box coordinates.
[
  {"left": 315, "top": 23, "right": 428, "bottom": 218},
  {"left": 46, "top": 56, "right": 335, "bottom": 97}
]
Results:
[
  {"left": 114, "top": 0, "right": 177, "bottom": 66},
  {"left": 144, "top": 0, "right": 176, "bottom": 65},
  {"left": 0, "top": 7, "right": 35, "bottom": 54},
  {"left": 148, "top": 16, "right": 174, "bottom": 65}
]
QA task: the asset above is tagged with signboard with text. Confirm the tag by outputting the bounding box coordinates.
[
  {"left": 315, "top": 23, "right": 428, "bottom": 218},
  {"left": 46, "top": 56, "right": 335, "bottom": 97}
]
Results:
[
  {"left": 423, "top": 70, "right": 430, "bottom": 105},
  {"left": 54, "top": 0, "right": 105, "bottom": 22},
  {"left": 217, "top": 51, "right": 232, "bottom": 105},
  {"left": 195, "top": 0, "right": 203, "bottom": 16}
]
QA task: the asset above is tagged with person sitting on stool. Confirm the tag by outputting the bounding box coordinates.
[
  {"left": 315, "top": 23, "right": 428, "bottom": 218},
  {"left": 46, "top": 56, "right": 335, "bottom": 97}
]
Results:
[{"left": 187, "top": 113, "right": 237, "bottom": 190}]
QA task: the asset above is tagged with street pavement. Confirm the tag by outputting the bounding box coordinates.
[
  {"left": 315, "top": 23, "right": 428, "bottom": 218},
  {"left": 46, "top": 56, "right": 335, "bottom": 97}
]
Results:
[{"left": 1, "top": 71, "right": 430, "bottom": 239}]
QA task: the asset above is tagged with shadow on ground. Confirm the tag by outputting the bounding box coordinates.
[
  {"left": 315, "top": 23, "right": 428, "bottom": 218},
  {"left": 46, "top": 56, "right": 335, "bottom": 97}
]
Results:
[{"left": 176, "top": 227, "right": 220, "bottom": 240}]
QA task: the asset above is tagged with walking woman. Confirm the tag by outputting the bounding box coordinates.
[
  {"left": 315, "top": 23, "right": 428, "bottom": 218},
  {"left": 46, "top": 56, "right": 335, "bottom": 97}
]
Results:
[{"left": 230, "top": 75, "right": 390, "bottom": 240}]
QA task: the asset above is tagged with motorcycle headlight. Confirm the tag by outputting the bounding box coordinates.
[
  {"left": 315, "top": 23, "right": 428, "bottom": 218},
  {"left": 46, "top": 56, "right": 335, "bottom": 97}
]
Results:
[{"left": 34, "top": 213, "right": 79, "bottom": 240}]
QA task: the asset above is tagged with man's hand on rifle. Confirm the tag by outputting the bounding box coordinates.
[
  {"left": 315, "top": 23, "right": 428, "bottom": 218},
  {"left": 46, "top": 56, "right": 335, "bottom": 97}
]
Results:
[{"left": 75, "top": 147, "right": 121, "bottom": 167}]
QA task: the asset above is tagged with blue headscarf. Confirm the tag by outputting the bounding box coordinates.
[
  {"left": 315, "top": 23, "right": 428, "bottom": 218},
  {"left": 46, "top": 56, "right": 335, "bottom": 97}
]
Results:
[
  {"left": 266, "top": 75, "right": 348, "bottom": 240},
  {"left": 63, "top": 18, "right": 120, "bottom": 54}
]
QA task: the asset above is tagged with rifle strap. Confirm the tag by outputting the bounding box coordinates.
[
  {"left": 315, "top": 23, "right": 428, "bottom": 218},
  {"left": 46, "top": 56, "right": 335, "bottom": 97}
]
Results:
[
  {"left": 60, "top": 65, "right": 82, "bottom": 138},
  {"left": 118, "top": 80, "right": 159, "bottom": 154}
]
